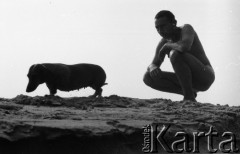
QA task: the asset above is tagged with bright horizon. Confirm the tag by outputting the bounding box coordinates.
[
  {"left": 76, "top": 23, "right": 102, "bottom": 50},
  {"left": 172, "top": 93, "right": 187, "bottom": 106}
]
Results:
[{"left": 1, "top": 0, "right": 240, "bottom": 106}]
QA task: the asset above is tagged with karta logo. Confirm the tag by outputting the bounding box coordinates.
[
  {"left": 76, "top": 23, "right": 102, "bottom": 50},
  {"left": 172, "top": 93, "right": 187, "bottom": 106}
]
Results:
[{"left": 142, "top": 124, "right": 239, "bottom": 153}]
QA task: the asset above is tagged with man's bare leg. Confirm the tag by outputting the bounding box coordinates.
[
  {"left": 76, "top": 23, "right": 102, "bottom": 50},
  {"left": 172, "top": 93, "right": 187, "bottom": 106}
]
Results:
[
  {"left": 170, "top": 52, "right": 195, "bottom": 101},
  {"left": 143, "top": 51, "right": 214, "bottom": 101},
  {"left": 143, "top": 70, "right": 200, "bottom": 99},
  {"left": 170, "top": 50, "right": 215, "bottom": 101},
  {"left": 143, "top": 71, "right": 183, "bottom": 95}
]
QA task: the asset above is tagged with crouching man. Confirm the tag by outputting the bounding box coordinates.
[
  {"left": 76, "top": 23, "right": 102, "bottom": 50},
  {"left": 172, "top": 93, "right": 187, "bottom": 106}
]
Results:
[{"left": 143, "top": 10, "right": 215, "bottom": 102}]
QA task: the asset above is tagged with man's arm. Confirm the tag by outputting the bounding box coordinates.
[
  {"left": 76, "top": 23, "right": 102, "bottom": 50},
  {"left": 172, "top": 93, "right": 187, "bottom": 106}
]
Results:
[
  {"left": 148, "top": 38, "right": 167, "bottom": 72},
  {"left": 165, "top": 24, "right": 195, "bottom": 52}
]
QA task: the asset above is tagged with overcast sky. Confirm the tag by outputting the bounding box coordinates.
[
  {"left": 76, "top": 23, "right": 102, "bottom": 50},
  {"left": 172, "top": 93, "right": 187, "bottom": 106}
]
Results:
[{"left": 0, "top": 0, "right": 240, "bottom": 106}]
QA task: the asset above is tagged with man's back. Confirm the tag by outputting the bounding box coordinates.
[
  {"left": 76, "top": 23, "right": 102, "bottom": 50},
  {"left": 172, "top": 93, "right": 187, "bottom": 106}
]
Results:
[{"left": 179, "top": 24, "right": 211, "bottom": 66}]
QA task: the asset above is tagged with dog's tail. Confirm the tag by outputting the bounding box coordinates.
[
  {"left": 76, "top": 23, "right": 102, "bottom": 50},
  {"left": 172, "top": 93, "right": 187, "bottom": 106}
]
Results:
[{"left": 103, "top": 83, "right": 108, "bottom": 86}]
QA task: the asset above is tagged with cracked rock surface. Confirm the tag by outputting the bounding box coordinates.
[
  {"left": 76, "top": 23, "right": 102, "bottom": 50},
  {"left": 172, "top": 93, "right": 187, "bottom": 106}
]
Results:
[{"left": 0, "top": 95, "right": 240, "bottom": 154}]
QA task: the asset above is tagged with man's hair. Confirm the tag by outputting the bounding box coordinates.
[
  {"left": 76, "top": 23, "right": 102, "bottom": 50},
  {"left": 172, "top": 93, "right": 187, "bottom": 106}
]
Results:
[{"left": 155, "top": 10, "right": 177, "bottom": 24}]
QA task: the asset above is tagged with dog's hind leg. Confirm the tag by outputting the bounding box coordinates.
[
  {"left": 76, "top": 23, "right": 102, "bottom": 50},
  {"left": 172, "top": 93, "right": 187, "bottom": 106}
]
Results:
[
  {"left": 89, "top": 87, "right": 103, "bottom": 98},
  {"left": 95, "top": 88, "right": 103, "bottom": 97}
]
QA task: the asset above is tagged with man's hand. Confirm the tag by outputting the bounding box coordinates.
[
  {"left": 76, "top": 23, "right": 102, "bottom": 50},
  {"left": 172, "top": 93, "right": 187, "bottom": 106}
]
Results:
[
  {"left": 148, "top": 64, "right": 161, "bottom": 77},
  {"left": 159, "top": 42, "right": 172, "bottom": 58},
  {"left": 150, "top": 67, "right": 161, "bottom": 77}
]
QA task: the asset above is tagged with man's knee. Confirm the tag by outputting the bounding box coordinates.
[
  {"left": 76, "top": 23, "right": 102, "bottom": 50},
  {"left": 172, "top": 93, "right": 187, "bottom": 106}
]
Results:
[
  {"left": 170, "top": 50, "right": 183, "bottom": 64},
  {"left": 143, "top": 71, "right": 152, "bottom": 86}
]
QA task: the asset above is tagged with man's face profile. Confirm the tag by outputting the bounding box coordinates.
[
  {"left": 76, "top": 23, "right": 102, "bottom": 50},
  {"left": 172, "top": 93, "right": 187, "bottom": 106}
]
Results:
[{"left": 155, "top": 16, "right": 174, "bottom": 39}]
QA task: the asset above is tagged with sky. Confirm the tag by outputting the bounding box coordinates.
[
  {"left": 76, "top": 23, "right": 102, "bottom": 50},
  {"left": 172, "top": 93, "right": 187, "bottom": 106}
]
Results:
[{"left": 0, "top": 0, "right": 240, "bottom": 106}]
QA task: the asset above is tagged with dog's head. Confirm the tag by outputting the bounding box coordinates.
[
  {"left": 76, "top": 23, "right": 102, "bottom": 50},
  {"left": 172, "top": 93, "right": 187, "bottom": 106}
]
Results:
[{"left": 26, "top": 64, "right": 46, "bottom": 93}]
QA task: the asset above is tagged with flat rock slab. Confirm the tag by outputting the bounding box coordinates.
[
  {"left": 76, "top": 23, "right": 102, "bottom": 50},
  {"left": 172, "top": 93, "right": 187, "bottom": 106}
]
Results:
[{"left": 0, "top": 95, "right": 240, "bottom": 154}]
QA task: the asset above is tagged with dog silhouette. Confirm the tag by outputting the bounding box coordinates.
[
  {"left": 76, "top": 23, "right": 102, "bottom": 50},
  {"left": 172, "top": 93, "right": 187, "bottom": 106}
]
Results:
[{"left": 26, "top": 63, "right": 107, "bottom": 97}]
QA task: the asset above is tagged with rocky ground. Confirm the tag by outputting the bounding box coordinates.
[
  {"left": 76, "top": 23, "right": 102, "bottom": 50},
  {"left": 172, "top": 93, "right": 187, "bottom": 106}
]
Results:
[{"left": 0, "top": 95, "right": 240, "bottom": 154}]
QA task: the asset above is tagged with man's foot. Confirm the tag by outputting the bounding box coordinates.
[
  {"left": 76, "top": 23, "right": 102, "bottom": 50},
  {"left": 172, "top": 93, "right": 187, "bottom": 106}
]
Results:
[
  {"left": 180, "top": 99, "right": 197, "bottom": 108},
  {"left": 88, "top": 94, "right": 97, "bottom": 98},
  {"left": 194, "top": 92, "right": 197, "bottom": 98},
  {"left": 182, "top": 98, "right": 196, "bottom": 103},
  {"left": 44, "top": 94, "right": 55, "bottom": 97},
  {"left": 193, "top": 89, "right": 199, "bottom": 98},
  {"left": 183, "top": 96, "right": 197, "bottom": 102}
]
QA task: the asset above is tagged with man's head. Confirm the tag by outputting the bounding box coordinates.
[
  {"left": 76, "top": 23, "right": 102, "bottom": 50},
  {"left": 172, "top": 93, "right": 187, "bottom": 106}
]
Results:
[{"left": 154, "top": 10, "right": 177, "bottom": 39}]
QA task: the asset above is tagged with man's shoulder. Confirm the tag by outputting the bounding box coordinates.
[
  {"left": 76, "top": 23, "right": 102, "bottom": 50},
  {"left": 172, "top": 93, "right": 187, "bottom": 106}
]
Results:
[
  {"left": 179, "top": 24, "right": 196, "bottom": 37},
  {"left": 159, "top": 38, "right": 168, "bottom": 44},
  {"left": 181, "top": 24, "right": 194, "bottom": 31}
]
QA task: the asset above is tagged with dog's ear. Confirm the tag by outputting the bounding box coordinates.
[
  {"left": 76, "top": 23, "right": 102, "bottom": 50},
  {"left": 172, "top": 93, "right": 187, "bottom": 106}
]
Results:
[
  {"left": 41, "top": 64, "right": 68, "bottom": 79},
  {"left": 29, "top": 64, "right": 43, "bottom": 74},
  {"left": 26, "top": 64, "right": 46, "bottom": 92},
  {"left": 37, "top": 64, "right": 58, "bottom": 81},
  {"left": 28, "top": 64, "right": 37, "bottom": 76},
  {"left": 34, "top": 64, "right": 68, "bottom": 81},
  {"left": 28, "top": 64, "right": 49, "bottom": 82}
]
